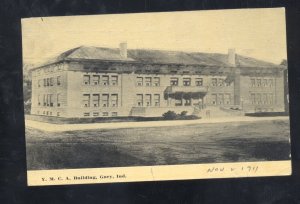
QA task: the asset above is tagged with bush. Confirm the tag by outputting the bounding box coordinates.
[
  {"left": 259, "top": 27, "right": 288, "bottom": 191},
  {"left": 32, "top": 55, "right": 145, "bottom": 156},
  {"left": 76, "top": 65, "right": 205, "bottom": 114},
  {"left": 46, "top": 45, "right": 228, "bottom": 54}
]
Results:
[
  {"left": 162, "top": 111, "right": 178, "bottom": 120},
  {"left": 180, "top": 111, "right": 188, "bottom": 117},
  {"left": 162, "top": 111, "right": 200, "bottom": 120}
]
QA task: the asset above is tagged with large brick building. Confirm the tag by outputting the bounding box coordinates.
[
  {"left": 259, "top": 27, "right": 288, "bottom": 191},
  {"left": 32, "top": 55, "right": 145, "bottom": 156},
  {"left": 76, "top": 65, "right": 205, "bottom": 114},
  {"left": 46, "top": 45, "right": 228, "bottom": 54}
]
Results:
[{"left": 29, "top": 43, "right": 287, "bottom": 118}]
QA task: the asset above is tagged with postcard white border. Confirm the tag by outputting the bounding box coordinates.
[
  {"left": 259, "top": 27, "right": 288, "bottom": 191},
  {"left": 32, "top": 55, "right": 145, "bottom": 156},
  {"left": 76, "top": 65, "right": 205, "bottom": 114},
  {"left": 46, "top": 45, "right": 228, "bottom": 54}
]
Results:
[{"left": 27, "top": 160, "right": 291, "bottom": 186}]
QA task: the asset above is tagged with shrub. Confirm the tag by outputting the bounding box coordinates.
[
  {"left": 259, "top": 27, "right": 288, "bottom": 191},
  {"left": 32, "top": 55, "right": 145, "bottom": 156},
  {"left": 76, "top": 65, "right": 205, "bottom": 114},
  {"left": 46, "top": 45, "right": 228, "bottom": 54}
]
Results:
[
  {"left": 180, "top": 111, "right": 188, "bottom": 117},
  {"left": 162, "top": 111, "right": 178, "bottom": 120},
  {"left": 162, "top": 111, "right": 200, "bottom": 120}
]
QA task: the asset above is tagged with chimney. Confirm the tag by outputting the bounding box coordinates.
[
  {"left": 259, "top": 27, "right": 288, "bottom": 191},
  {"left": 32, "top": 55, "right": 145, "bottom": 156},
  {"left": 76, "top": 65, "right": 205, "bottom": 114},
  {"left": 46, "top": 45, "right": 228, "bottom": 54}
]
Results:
[
  {"left": 119, "top": 42, "right": 127, "bottom": 59},
  {"left": 228, "top": 48, "right": 236, "bottom": 67}
]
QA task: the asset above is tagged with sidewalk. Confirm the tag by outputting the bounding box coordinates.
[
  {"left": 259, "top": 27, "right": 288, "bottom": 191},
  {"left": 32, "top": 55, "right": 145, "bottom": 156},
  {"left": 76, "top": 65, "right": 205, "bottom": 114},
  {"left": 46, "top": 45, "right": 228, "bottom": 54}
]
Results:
[{"left": 25, "top": 116, "right": 289, "bottom": 132}]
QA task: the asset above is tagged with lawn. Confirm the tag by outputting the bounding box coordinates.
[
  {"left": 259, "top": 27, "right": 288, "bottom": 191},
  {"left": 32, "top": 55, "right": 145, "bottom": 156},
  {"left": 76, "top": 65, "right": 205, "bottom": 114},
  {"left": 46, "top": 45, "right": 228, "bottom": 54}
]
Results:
[{"left": 25, "top": 119, "right": 290, "bottom": 170}]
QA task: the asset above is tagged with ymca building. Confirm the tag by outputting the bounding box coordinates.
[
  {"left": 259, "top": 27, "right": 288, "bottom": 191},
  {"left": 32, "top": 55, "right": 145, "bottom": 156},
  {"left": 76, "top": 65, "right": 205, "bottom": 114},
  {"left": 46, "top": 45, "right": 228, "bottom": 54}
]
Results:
[{"left": 29, "top": 43, "right": 287, "bottom": 118}]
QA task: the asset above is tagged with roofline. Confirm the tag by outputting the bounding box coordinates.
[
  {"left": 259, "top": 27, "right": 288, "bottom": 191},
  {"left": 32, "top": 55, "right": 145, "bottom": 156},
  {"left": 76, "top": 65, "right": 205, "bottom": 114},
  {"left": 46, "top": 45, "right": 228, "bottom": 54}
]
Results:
[{"left": 29, "top": 58, "right": 286, "bottom": 72}]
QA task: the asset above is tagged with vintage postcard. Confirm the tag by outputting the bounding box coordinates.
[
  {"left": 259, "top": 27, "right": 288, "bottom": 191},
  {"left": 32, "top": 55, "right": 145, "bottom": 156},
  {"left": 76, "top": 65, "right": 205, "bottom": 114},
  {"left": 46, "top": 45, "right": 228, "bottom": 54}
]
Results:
[{"left": 22, "top": 8, "right": 291, "bottom": 186}]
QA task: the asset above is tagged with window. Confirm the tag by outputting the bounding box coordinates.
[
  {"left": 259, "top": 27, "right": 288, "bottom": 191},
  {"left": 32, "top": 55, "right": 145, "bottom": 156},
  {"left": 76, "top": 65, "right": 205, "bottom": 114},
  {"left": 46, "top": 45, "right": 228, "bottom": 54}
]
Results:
[
  {"left": 195, "top": 78, "right": 203, "bottom": 86},
  {"left": 57, "top": 63, "right": 62, "bottom": 71},
  {"left": 145, "top": 94, "right": 151, "bottom": 106},
  {"left": 46, "top": 94, "right": 50, "bottom": 106},
  {"left": 49, "top": 112, "right": 52, "bottom": 116},
  {"left": 211, "top": 94, "right": 217, "bottom": 105},
  {"left": 218, "top": 79, "right": 224, "bottom": 86},
  {"left": 256, "top": 93, "right": 261, "bottom": 104},
  {"left": 269, "top": 79, "right": 273, "bottom": 87},
  {"left": 38, "top": 95, "right": 41, "bottom": 106},
  {"left": 257, "top": 79, "right": 261, "bottom": 87},
  {"left": 57, "top": 112, "right": 60, "bottom": 116},
  {"left": 137, "top": 94, "right": 143, "bottom": 107},
  {"left": 251, "top": 93, "right": 256, "bottom": 104},
  {"left": 38, "top": 80, "right": 41, "bottom": 87},
  {"left": 50, "top": 77, "right": 54, "bottom": 86},
  {"left": 183, "top": 78, "right": 191, "bottom": 86},
  {"left": 268, "top": 93, "right": 273, "bottom": 104},
  {"left": 57, "top": 94, "right": 61, "bottom": 107},
  {"left": 154, "top": 94, "right": 160, "bottom": 106},
  {"left": 153, "top": 77, "right": 160, "bottom": 86},
  {"left": 170, "top": 78, "right": 178, "bottom": 86},
  {"left": 93, "top": 112, "right": 99, "bottom": 117},
  {"left": 263, "top": 79, "right": 268, "bottom": 87},
  {"left": 175, "top": 94, "right": 182, "bottom": 106},
  {"left": 145, "top": 77, "right": 152, "bottom": 86},
  {"left": 112, "top": 112, "right": 118, "bottom": 117},
  {"left": 224, "top": 94, "right": 231, "bottom": 105},
  {"left": 84, "top": 112, "right": 90, "bottom": 117},
  {"left": 137, "top": 77, "right": 143, "bottom": 86},
  {"left": 46, "top": 78, "right": 50, "bottom": 86},
  {"left": 212, "top": 78, "right": 217, "bottom": 86},
  {"left": 83, "top": 94, "right": 90, "bottom": 107},
  {"left": 43, "top": 94, "right": 46, "bottom": 106},
  {"left": 93, "top": 75, "right": 100, "bottom": 85},
  {"left": 57, "top": 76, "right": 61, "bottom": 86},
  {"left": 183, "top": 95, "right": 191, "bottom": 106},
  {"left": 251, "top": 79, "right": 255, "bottom": 87},
  {"left": 102, "top": 75, "right": 109, "bottom": 86},
  {"left": 102, "top": 94, "right": 109, "bottom": 107},
  {"left": 111, "top": 76, "right": 118, "bottom": 86},
  {"left": 218, "top": 94, "right": 224, "bottom": 105},
  {"left": 102, "top": 112, "right": 109, "bottom": 116},
  {"left": 263, "top": 93, "right": 268, "bottom": 104},
  {"left": 111, "top": 94, "right": 118, "bottom": 107},
  {"left": 49, "top": 94, "right": 54, "bottom": 107},
  {"left": 83, "top": 75, "right": 90, "bottom": 85},
  {"left": 92, "top": 94, "right": 100, "bottom": 107},
  {"left": 44, "top": 78, "right": 46, "bottom": 87}
]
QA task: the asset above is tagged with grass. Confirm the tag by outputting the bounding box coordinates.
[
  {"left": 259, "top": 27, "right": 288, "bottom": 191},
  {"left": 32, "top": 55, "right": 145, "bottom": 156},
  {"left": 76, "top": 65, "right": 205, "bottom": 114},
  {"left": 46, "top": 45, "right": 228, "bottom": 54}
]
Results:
[{"left": 25, "top": 119, "right": 291, "bottom": 170}]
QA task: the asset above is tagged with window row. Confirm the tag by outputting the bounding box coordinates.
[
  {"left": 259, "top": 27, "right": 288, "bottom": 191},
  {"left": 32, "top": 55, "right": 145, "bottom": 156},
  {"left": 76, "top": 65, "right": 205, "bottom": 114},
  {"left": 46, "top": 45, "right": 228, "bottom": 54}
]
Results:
[
  {"left": 211, "top": 78, "right": 230, "bottom": 87},
  {"left": 38, "top": 94, "right": 61, "bottom": 107},
  {"left": 169, "top": 77, "right": 204, "bottom": 87},
  {"left": 250, "top": 93, "right": 274, "bottom": 105},
  {"left": 173, "top": 94, "right": 193, "bottom": 106},
  {"left": 136, "top": 94, "right": 160, "bottom": 107},
  {"left": 136, "top": 77, "right": 160, "bottom": 86},
  {"left": 38, "top": 76, "right": 61, "bottom": 87},
  {"left": 37, "top": 110, "right": 60, "bottom": 117},
  {"left": 82, "top": 94, "right": 118, "bottom": 108},
  {"left": 83, "top": 75, "right": 118, "bottom": 86},
  {"left": 250, "top": 78, "right": 274, "bottom": 87},
  {"left": 211, "top": 94, "right": 232, "bottom": 105},
  {"left": 34, "top": 64, "right": 63, "bottom": 76},
  {"left": 83, "top": 112, "right": 118, "bottom": 117}
]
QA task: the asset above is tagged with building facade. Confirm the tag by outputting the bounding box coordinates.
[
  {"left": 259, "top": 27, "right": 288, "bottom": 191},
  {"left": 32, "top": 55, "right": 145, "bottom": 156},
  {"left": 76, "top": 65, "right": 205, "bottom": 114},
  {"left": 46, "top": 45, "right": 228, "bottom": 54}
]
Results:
[{"left": 30, "top": 44, "right": 286, "bottom": 118}]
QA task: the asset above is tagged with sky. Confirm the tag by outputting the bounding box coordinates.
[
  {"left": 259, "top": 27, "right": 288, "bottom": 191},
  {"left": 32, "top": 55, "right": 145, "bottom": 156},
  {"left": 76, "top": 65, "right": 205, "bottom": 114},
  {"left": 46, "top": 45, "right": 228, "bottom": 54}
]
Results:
[{"left": 22, "top": 8, "right": 287, "bottom": 68}]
